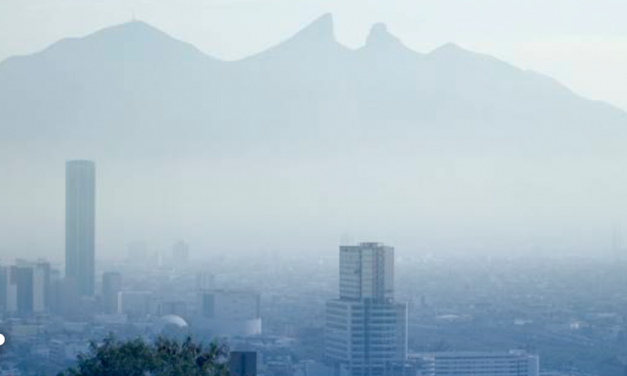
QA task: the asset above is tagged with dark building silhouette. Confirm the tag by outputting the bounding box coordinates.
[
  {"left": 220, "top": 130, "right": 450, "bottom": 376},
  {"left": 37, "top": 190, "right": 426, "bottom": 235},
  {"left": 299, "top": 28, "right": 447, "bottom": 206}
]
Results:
[
  {"left": 14, "top": 266, "right": 34, "bottom": 314},
  {"left": 230, "top": 351, "right": 257, "bottom": 376},
  {"left": 4, "top": 261, "right": 51, "bottom": 315}
]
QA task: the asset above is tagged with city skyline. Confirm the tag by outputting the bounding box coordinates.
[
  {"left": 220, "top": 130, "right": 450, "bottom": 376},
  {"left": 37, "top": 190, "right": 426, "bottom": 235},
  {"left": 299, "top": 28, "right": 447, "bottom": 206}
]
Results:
[{"left": 2, "top": 2, "right": 627, "bottom": 375}]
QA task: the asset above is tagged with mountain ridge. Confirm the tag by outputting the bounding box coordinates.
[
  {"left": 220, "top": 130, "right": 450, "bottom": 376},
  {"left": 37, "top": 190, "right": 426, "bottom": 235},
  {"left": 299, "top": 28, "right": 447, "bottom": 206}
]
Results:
[
  {"left": 2, "top": 14, "right": 627, "bottom": 256},
  {"left": 0, "top": 13, "right": 626, "bottom": 152}
]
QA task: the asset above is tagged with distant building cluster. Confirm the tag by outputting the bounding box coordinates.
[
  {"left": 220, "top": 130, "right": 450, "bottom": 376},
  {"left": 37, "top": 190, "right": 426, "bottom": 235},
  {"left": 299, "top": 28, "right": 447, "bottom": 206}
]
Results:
[{"left": 2, "top": 160, "right": 610, "bottom": 376}]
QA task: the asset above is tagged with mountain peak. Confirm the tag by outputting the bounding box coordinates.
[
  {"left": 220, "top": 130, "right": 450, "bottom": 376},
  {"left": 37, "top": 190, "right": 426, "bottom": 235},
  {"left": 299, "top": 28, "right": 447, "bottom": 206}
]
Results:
[
  {"left": 242, "top": 13, "right": 343, "bottom": 61},
  {"left": 108, "top": 19, "right": 157, "bottom": 31},
  {"left": 290, "top": 13, "right": 336, "bottom": 44},
  {"left": 366, "top": 23, "right": 402, "bottom": 48},
  {"left": 430, "top": 42, "right": 468, "bottom": 57},
  {"left": 24, "top": 18, "right": 218, "bottom": 67},
  {"left": 360, "top": 22, "right": 422, "bottom": 61},
  {"left": 85, "top": 19, "right": 175, "bottom": 44}
]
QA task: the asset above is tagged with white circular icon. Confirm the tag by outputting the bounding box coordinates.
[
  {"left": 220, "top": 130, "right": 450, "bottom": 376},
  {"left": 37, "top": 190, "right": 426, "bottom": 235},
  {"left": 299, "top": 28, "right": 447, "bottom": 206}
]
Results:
[{"left": 0, "top": 334, "right": 5, "bottom": 346}]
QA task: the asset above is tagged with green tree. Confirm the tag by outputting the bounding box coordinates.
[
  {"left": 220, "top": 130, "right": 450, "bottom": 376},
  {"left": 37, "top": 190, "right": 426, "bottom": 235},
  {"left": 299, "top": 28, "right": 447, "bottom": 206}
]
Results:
[{"left": 59, "top": 336, "right": 230, "bottom": 376}]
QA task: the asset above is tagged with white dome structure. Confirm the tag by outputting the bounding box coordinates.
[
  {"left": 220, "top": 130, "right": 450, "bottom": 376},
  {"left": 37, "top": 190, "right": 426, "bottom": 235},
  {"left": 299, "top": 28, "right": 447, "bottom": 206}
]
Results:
[{"left": 154, "top": 315, "right": 190, "bottom": 339}]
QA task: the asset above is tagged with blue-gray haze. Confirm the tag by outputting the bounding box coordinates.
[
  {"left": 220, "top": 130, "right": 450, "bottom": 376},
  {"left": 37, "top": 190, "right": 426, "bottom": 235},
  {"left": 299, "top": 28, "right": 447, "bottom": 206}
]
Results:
[{"left": 1, "top": 15, "right": 627, "bottom": 260}]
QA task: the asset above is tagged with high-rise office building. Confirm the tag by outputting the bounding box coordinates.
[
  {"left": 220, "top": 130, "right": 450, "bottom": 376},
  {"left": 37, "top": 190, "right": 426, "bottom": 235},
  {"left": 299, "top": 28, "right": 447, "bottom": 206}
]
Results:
[
  {"left": 102, "top": 272, "right": 122, "bottom": 314},
  {"left": 31, "top": 260, "right": 51, "bottom": 312},
  {"left": 65, "top": 160, "right": 96, "bottom": 296},
  {"left": 339, "top": 243, "right": 395, "bottom": 302},
  {"left": 4, "top": 260, "right": 51, "bottom": 315},
  {"left": 14, "top": 265, "right": 34, "bottom": 314},
  {"left": 325, "top": 243, "right": 408, "bottom": 376}
]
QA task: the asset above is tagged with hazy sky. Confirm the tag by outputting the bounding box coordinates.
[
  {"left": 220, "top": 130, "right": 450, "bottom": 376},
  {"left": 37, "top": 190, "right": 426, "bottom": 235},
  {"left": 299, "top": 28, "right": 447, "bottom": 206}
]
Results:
[
  {"left": 2, "top": 0, "right": 627, "bottom": 261},
  {"left": 1, "top": 0, "right": 627, "bottom": 110}
]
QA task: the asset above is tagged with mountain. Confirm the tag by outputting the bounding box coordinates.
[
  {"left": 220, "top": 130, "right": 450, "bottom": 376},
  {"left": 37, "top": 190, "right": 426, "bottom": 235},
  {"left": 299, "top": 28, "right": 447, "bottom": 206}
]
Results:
[
  {"left": 0, "top": 21, "right": 225, "bottom": 146},
  {"left": 1, "top": 14, "right": 627, "bottom": 256},
  {"left": 2, "top": 14, "right": 626, "bottom": 156}
]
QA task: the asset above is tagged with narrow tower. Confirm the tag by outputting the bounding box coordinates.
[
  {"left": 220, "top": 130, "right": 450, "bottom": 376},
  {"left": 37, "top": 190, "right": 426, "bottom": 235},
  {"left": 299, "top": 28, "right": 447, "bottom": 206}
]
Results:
[{"left": 65, "top": 160, "right": 96, "bottom": 296}]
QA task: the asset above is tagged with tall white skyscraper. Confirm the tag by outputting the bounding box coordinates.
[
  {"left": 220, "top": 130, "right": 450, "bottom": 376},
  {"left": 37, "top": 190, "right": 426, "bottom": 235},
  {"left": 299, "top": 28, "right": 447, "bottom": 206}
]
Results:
[
  {"left": 65, "top": 160, "right": 96, "bottom": 296},
  {"left": 326, "top": 242, "right": 408, "bottom": 376}
]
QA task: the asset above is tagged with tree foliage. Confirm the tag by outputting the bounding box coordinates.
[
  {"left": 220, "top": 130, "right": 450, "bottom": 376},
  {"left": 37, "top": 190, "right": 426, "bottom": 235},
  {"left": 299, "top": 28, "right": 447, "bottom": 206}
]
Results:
[{"left": 59, "top": 336, "right": 230, "bottom": 376}]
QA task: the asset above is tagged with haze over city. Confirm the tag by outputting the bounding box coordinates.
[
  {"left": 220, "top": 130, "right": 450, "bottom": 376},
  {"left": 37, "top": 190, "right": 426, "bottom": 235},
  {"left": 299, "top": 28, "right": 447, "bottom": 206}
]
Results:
[
  {"left": 2, "top": 2, "right": 627, "bottom": 376},
  {"left": 2, "top": 6, "right": 627, "bottom": 260}
]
